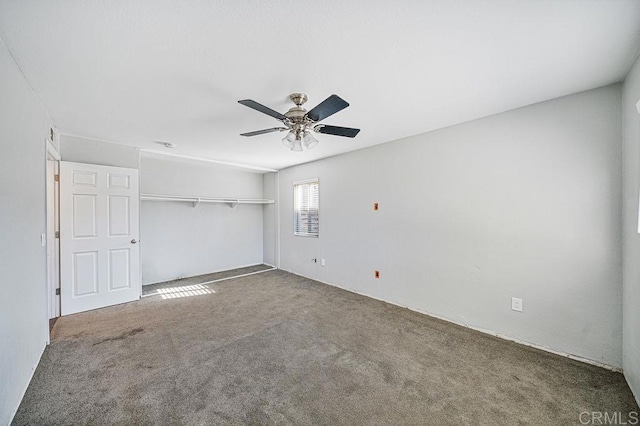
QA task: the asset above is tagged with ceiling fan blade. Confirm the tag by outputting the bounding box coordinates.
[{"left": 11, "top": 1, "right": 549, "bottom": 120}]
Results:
[
  {"left": 306, "top": 95, "right": 349, "bottom": 122},
  {"left": 238, "top": 99, "right": 289, "bottom": 121},
  {"left": 240, "top": 127, "right": 287, "bottom": 137},
  {"left": 315, "top": 125, "right": 360, "bottom": 138}
]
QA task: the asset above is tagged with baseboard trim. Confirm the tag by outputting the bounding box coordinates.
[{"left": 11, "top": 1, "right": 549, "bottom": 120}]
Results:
[
  {"left": 287, "top": 270, "right": 622, "bottom": 373},
  {"left": 197, "top": 267, "right": 276, "bottom": 286},
  {"left": 142, "top": 265, "right": 277, "bottom": 297},
  {"left": 10, "top": 340, "right": 47, "bottom": 425},
  {"left": 142, "top": 262, "right": 271, "bottom": 286}
]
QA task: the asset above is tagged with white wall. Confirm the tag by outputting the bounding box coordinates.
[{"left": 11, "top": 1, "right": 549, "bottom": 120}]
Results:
[
  {"left": 278, "top": 85, "right": 623, "bottom": 367},
  {"left": 263, "top": 172, "right": 277, "bottom": 267},
  {"left": 622, "top": 54, "right": 640, "bottom": 405},
  {"left": 140, "top": 156, "right": 265, "bottom": 284},
  {"left": 60, "top": 134, "right": 139, "bottom": 169},
  {"left": 0, "top": 40, "right": 52, "bottom": 424}
]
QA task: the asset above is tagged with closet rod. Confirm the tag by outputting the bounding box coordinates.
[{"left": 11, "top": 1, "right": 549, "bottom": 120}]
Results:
[{"left": 140, "top": 193, "right": 274, "bottom": 208}]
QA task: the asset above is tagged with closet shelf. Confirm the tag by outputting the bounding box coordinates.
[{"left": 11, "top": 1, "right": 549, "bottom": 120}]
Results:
[{"left": 140, "top": 193, "right": 275, "bottom": 208}]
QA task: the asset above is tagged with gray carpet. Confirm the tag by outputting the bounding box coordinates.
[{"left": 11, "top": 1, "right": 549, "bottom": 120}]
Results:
[{"left": 13, "top": 269, "right": 639, "bottom": 425}]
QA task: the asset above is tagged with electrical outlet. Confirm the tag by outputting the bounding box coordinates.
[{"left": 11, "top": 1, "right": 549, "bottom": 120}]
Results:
[
  {"left": 511, "top": 297, "right": 523, "bottom": 312},
  {"left": 321, "top": 258, "right": 325, "bottom": 266}
]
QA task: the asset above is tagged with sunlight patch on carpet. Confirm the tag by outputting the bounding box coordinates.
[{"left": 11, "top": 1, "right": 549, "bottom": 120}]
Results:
[{"left": 157, "top": 284, "right": 215, "bottom": 299}]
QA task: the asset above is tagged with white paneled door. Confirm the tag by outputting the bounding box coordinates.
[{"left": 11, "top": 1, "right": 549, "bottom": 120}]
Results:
[{"left": 60, "top": 162, "right": 140, "bottom": 315}]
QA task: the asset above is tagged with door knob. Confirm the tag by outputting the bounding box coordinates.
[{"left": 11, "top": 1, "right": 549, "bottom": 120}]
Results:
[{"left": 131, "top": 239, "right": 138, "bottom": 244}]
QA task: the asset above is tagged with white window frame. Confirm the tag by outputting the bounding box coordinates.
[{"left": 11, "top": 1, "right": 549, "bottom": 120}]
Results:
[{"left": 293, "top": 178, "right": 319, "bottom": 237}]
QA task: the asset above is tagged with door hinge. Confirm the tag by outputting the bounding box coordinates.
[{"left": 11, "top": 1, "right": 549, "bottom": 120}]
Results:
[
  {"left": 54, "top": 174, "right": 59, "bottom": 182},
  {"left": 55, "top": 231, "right": 60, "bottom": 238},
  {"left": 55, "top": 288, "right": 60, "bottom": 296}
]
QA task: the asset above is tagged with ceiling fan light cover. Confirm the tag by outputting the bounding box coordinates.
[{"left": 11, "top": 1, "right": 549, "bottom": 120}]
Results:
[
  {"left": 282, "top": 131, "right": 296, "bottom": 149},
  {"left": 303, "top": 131, "right": 318, "bottom": 149},
  {"left": 291, "top": 138, "right": 303, "bottom": 152}
]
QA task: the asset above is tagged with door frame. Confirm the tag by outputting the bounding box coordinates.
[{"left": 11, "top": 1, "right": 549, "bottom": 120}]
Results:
[{"left": 45, "top": 139, "right": 61, "bottom": 341}]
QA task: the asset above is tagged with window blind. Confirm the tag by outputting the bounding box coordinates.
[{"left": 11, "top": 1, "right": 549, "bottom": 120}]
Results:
[{"left": 294, "top": 179, "right": 319, "bottom": 237}]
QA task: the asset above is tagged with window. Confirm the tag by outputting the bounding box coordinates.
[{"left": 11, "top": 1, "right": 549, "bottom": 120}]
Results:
[{"left": 294, "top": 179, "right": 319, "bottom": 237}]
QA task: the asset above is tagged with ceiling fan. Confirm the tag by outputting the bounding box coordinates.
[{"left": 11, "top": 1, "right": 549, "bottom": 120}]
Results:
[{"left": 238, "top": 93, "right": 360, "bottom": 152}]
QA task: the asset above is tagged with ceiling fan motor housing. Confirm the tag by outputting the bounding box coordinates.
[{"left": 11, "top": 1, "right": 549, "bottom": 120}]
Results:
[
  {"left": 285, "top": 106, "right": 307, "bottom": 121},
  {"left": 285, "top": 94, "right": 315, "bottom": 135}
]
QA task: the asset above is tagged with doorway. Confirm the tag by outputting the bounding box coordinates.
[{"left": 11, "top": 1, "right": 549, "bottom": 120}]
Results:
[{"left": 46, "top": 140, "right": 61, "bottom": 336}]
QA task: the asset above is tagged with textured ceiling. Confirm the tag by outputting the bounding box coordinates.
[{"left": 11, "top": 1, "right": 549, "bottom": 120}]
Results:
[{"left": 1, "top": 0, "right": 639, "bottom": 170}]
